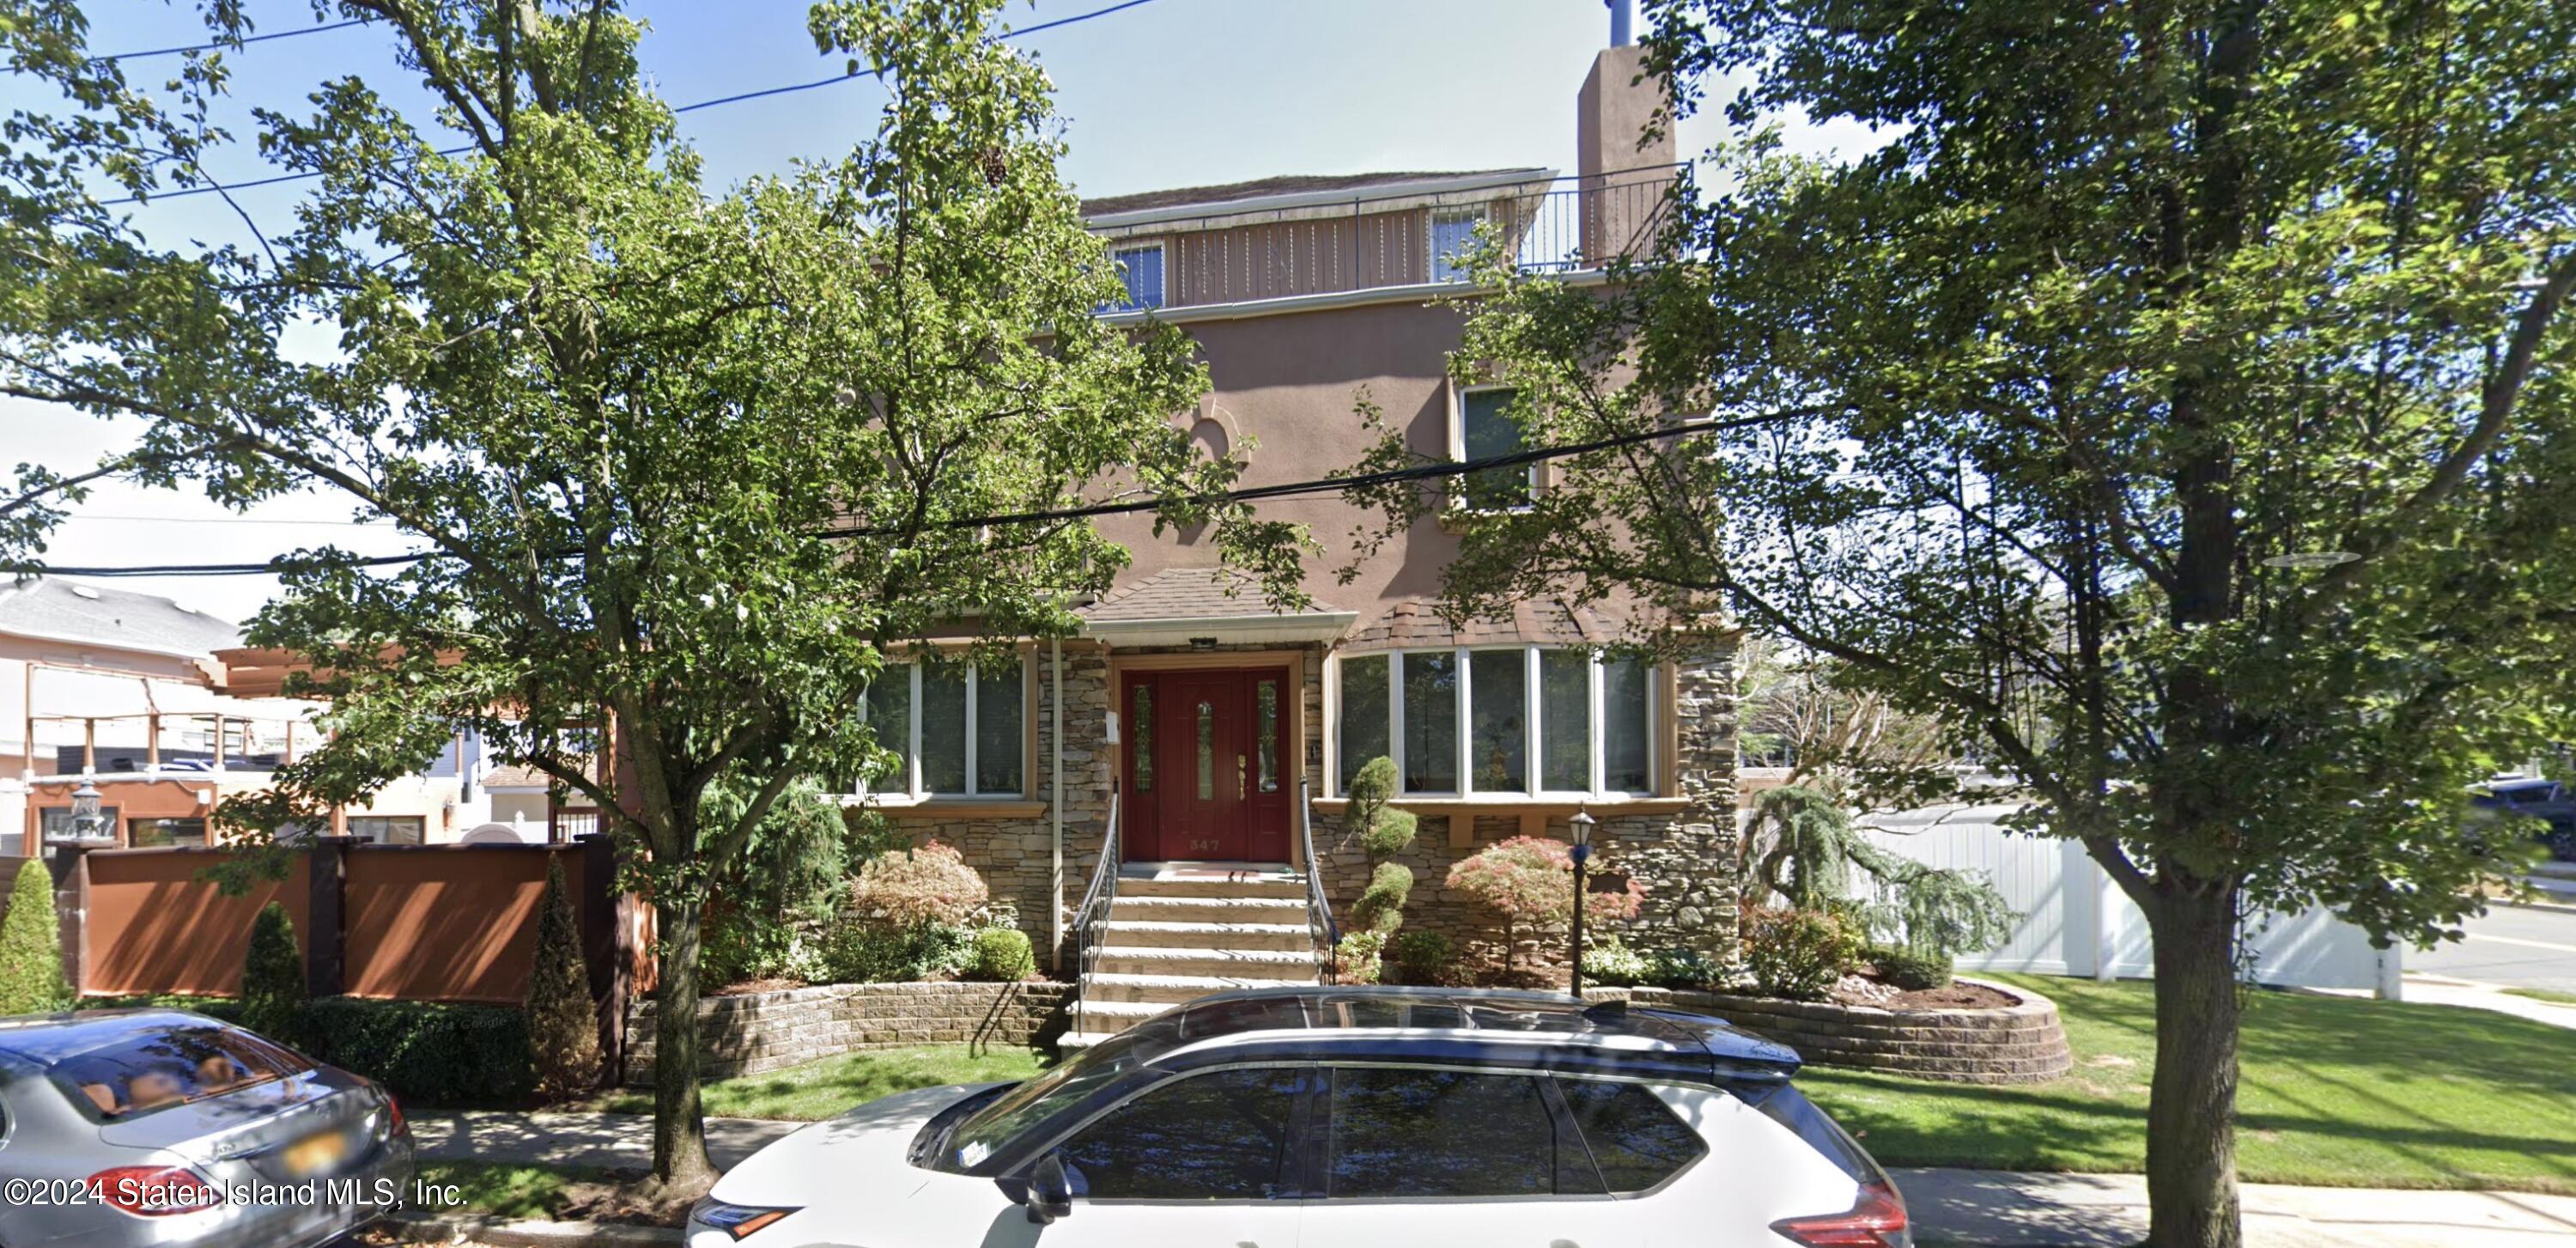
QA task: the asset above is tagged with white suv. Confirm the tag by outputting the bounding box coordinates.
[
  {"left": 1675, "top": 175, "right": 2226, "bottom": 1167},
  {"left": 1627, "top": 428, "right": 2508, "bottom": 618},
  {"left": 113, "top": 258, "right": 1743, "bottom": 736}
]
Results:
[{"left": 690, "top": 986, "right": 1911, "bottom": 1247}]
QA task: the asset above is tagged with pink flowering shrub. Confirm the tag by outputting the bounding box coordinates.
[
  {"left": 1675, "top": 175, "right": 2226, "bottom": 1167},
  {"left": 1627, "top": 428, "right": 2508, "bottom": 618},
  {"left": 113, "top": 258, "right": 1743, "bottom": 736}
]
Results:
[
  {"left": 1445, "top": 836, "right": 1644, "bottom": 966},
  {"left": 848, "top": 841, "right": 989, "bottom": 928}
]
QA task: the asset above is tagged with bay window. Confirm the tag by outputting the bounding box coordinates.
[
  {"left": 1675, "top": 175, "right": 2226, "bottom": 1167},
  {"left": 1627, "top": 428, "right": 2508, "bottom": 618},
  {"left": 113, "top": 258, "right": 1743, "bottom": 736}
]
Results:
[
  {"left": 857, "top": 658, "right": 1027, "bottom": 800},
  {"left": 1333, "top": 646, "right": 1656, "bottom": 799}
]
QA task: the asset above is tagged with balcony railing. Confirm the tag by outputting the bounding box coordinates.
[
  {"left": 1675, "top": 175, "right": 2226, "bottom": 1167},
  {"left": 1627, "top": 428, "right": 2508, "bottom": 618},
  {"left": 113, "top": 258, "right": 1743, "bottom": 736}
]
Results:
[{"left": 1093, "top": 167, "right": 1684, "bottom": 314}]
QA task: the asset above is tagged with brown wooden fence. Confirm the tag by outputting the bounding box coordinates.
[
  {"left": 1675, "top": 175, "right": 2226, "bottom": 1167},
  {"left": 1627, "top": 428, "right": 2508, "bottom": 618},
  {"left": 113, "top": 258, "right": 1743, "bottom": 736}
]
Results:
[{"left": 39, "top": 837, "right": 650, "bottom": 1068}]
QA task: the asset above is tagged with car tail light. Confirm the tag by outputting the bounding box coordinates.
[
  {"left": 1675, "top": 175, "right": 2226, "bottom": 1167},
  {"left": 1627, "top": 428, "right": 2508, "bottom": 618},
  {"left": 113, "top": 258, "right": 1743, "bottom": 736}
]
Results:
[
  {"left": 386, "top": 1093, "right": 409, "bottom": 1138},
  {"left": 1771, "top": 1177, "right": 1913, "bottom": 1247},
  {"left": 88, "top": 1166, "right": 224, "bottom": 1217}
]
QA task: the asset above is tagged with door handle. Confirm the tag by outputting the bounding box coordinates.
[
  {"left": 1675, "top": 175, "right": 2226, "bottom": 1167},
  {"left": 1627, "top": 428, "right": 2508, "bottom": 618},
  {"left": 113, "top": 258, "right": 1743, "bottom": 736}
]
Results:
[{"left": 1238, "top": 754, "right": 1247, "bottom": 800}]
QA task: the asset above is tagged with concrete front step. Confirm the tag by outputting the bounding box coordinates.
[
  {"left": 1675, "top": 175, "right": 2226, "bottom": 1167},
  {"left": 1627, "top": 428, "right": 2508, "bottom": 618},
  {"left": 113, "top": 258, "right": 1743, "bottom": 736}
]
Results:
[
  {"left": 1093, "top": 919, "right": 1311, "bottom": 951},
  {"left": 1118, "top": 876, "right": 1307, "bottom": 901},
  {"left": 1085, "top": 971, "right": 1302, "bottom": 1004},
  {"left": 1108, "top": 894, "right": 1311, "bottom": 924},
  {"left": 1092, "top": 945, "right": 1321, "bottom": 979}
]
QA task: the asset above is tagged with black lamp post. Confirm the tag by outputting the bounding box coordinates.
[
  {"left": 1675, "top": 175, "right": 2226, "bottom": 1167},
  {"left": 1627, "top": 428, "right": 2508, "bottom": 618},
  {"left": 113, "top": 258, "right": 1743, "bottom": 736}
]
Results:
[{"left": 1568, "top": 807, "right": 1595, "bottom": 998}]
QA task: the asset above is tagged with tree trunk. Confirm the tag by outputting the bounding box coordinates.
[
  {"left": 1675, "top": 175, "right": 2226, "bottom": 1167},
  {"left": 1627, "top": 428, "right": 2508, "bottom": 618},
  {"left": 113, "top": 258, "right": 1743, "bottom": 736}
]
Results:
[
  {"left": 652, "top": 895, "right": 717, "bottom": 1190},
  {"left": 2142, "top": 883, "right": 2243, "bottom": 1248}
]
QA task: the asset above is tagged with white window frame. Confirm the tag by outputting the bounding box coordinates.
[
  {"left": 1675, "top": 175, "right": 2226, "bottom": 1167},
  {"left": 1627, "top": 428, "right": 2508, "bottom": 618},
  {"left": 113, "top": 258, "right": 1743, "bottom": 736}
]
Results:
[
  {"left": 1450, "top": 382, "right": 1539, "bottom": 514},
  {"left": 1327, "top": 646, "right": 1655, "bottom": 801},
  {"left": 858, "top": 658, "right": 1029, "bottom": 801},
  {"left": 1429, "top": 206, "right": 1486, "bottom": 283},
  {"left": 1109, "top": 240, "right": 1167, "bottom": 311}
]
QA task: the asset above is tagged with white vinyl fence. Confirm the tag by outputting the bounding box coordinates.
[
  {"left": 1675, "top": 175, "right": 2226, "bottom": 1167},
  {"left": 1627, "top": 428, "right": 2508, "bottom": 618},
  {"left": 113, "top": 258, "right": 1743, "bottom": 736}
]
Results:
[{"left": 1844, "top": 804, "right": 2402, "bottom": 997}]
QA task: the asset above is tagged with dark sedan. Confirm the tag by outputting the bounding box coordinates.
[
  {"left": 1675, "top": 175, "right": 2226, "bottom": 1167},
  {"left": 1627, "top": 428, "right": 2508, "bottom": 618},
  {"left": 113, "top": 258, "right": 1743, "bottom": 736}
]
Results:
[{"left": 2469, "top": 778, "right": 2576, "bottom": 861}]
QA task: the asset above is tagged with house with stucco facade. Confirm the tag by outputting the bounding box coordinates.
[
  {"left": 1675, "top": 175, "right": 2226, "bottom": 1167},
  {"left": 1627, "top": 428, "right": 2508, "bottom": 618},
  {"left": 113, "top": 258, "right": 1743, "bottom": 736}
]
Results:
[{"left": 848, "top": 13, "right": 1744, "bottom": 1044}]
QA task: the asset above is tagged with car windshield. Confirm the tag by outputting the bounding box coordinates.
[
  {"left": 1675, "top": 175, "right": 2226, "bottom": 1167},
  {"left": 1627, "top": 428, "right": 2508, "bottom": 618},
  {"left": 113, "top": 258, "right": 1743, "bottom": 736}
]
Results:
[
  {"left": 937, "top": 1020, "right": 1178, "bottom": 1174},
  {"left": 42, "top": 1025, "right": 312, "bottom": 1123}
]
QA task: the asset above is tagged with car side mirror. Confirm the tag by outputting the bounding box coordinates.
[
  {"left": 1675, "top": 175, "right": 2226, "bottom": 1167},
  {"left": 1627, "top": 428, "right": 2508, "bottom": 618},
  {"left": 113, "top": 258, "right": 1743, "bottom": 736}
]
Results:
[{"left": 1025, "top": 1152, "right": 1074, "bottom": 1224}]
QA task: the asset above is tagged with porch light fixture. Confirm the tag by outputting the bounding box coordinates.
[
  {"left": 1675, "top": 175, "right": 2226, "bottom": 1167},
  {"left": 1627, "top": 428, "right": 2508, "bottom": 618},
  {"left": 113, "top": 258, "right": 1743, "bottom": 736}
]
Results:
[
  {"left": 70, "top": 780, "right": 107, "bottom": 842},
  {"left": 1568, "top": 806, "right": 1596, "bottom": 999},
  {"left": 2261, "top": 551, "right": 2360, "bottom": 569}
]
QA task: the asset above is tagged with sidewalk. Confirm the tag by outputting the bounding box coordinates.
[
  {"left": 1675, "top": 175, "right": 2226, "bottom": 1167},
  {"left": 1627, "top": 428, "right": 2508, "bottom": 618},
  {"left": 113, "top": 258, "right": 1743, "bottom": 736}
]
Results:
[
  {"left": 2403, "top": 973, "right": 2576, "bottom": 1031},
  {"left": 412, "top": 1112, "right": 2576, "bottom": 1247},
  {"left": 1895, "top": 1168, "right": 2576, "bottom": 1248}
]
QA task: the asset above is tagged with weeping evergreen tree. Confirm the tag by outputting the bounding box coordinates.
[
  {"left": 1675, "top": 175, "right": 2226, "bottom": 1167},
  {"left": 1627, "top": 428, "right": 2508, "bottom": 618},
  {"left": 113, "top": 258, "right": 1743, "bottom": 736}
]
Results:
[{"left": 1744, "top": 787, "right": 2013, "bottom": 961}]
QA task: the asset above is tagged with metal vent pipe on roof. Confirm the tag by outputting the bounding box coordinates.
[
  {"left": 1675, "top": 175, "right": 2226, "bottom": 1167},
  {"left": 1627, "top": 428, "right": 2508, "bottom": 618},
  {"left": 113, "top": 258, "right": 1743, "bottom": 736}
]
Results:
[{"left": 1607, "top": 0, "right": 1635, "bottom": 46}]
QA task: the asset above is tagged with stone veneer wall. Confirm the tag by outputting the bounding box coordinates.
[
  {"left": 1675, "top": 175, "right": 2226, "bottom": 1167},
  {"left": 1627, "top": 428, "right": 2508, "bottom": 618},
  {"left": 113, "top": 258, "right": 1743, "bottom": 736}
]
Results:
[
  {"left": 1588, "top": 977, "right": 2074, "bottom": 1084},
  {"left": 893, "top": 634, "right": 1745, "bottom": 977},
  {"left": 624, "top": 980, "right": 1070, "bottom": 1085}
]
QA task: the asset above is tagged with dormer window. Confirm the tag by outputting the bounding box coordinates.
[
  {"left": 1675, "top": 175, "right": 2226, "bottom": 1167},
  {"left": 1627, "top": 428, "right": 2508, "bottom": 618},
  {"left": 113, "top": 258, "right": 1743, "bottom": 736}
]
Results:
[
  {"left": 1430, "top": 208, "right": 1485, "bottom": 283},
  {"left": 1109, "top": 241, "right": 1166, "bottom": 311}
]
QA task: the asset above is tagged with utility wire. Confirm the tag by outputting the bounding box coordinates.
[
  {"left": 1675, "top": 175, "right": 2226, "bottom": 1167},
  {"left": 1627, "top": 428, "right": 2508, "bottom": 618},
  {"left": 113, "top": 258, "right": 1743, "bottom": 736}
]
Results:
[
  {"left": 100, "top": 0, "right": 1167, "bottom": 206},
  {"left": 94, "top": 17, "right": 370, "bottom": 63},
  {"left": 4, "top": 411, "right": 1804, "bottom": 580}
]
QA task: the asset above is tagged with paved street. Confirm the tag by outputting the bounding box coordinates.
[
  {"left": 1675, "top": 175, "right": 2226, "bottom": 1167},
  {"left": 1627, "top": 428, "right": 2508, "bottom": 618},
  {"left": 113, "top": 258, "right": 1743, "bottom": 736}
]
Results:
[
  {"left": 2414, "top": 903, "right": 2576, "bottom": 994},
  {"left": 1896, "top": 1168, "right": 2576, "bottom": 1248}
]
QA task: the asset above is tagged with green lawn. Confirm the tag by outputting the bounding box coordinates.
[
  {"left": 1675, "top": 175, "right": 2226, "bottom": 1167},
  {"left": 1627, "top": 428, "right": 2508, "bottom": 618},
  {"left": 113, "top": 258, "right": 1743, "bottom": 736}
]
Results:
[
  {"left": 585, "top": 1044, "right": 1050, "bottom": 1121},
  {"left": 2505, "top": 987, "right": 2576, "bottom": 1008},
  {"left": 414, "top": 1160, "right": 608, "bottom": 1221},
  {"left": 1797, "top": 974, "right": 2576, "bottom": 1193}
]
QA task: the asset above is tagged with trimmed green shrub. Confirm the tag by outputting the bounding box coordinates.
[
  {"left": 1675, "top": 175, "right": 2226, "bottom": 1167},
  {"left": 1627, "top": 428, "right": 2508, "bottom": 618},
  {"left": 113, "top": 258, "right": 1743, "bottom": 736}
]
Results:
[
  {"left": 823, "top": 921, "right": 974, "bottom": 983},
  {"left": 1580, "top": 935, "right": 1651, "bottom": 987},
  {"left": 1743, "top": 907, "right": 1862, "bottom": 1001},
  {"left": 1334, "top": 930, "right": 1388, "bottom": 984},
  {"left": 525, "top": 857, "right": 601, "bottom": 1099},
  {"left": 295, "top": 997, "right": 535, "bottom": 1105},
  {"left": 704, "top": 779, "right": 850, "bottom": 985},
  {"left": 1351, "top": 861, "right": 1413, "bottom": 935},
  {"left": 1641, "top": 947, "right": 1722, "bottom": 990},
  {"left": 0, "top": 861, "right": 70, "bottom": 1015},
  {"left": 1385, "top": 929, "right": 1461, "bottom": 986},
  {"left": 240, "top": 902, "right": 305, "bottom": 1043},
  {"left": 1358, "top": 808, "right": 1419, "bottom": 863},
  {"left": 1868, "top": 943, "right": 1954, "bottom": 991},
  {"left": 963, "top": 928, "right": 1036, "bottom": 983}
]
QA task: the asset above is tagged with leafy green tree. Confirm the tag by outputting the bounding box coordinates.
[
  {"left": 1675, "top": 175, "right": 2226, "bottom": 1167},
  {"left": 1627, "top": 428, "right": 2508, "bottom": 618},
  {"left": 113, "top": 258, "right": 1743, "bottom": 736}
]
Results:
[
  {"left": 0, "top": 861, "right": 70, "bottom": 1014},
  {"left": 1348, "top": 3, "right": 2576, "bottom": 1243},
  {"left": 240, "top": 902, "right": 304, "bottom": 1042},
  {"left": 526, "top": 855, "right": 602, "bottom": 1100},
  {"left": 2, "top": 0, "right": 1302, "bottom": 1187}
]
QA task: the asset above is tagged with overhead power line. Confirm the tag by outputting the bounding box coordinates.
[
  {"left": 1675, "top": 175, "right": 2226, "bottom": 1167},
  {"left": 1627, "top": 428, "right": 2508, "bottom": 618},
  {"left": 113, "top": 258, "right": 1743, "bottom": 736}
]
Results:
[
  {"left": 3, "top": 410, "right": 1807, "bottom": 580},
  {"left": 94, "top": 17, "right": 370, "bottom": 63},
  {"left": 100, "top": 0, "right": 1168, "bottom": 206}
]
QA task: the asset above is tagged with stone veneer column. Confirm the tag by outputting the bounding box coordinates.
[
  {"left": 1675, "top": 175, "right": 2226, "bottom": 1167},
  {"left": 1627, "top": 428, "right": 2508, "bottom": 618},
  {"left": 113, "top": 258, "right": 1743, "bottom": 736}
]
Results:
[{"left": 1625, "top": 634, "right": 1742, "bottom": 970}]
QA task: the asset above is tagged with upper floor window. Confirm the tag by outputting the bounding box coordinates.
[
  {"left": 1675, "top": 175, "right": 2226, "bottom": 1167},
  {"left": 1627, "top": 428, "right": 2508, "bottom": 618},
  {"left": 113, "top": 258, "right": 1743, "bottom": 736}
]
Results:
[
  {"left": 1107, "top": 241, "right": 1166, "bottom": 311},
  {"left": 854, "top": 657, "right": 1028, "bottom": 800},
  {"left": 1430, "top": 207, "right": 1485, "bottom": 283},
  {"left": 1333, "top": 646, "right": 1655, "bottom": 799},
  {"left": 1455, "top": 385, "right": 1537, "bottom": 511}
]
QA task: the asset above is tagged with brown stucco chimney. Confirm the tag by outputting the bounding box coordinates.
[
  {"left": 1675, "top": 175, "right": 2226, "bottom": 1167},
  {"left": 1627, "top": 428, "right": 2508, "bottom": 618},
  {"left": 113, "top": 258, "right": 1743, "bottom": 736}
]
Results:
[{"left": 1577, "top": 0, "right": 1677, "bottom": 265}]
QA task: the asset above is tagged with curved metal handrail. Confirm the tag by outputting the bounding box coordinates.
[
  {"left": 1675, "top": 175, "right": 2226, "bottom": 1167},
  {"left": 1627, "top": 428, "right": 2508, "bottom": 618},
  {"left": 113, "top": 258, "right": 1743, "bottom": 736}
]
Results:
[
  {"left": 1297, "top": 777, "right": 1339, "bottom": 983},
  {"left": 1069, "top": 782, "right": 1121, "bottom": 1035}
]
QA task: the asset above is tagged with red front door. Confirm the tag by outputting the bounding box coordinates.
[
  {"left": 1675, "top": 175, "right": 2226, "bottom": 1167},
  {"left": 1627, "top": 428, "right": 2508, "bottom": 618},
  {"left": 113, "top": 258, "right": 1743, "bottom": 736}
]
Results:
[{"left": 1121, "top": 667, "right": 1291, "bottom": 862}]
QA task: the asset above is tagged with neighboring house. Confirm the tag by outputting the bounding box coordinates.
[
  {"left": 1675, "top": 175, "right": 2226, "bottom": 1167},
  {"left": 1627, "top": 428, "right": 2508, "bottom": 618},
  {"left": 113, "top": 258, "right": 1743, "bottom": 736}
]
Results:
[
  {"left": 854, "top": 18, "right": 1741, "bottom": 1039},
  {"left": 3, "top": 576, "right": 489, "bottom": 855}
]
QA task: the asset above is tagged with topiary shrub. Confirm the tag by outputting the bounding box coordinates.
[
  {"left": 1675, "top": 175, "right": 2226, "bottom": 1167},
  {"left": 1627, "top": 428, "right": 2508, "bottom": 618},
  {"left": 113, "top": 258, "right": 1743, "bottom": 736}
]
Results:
[
  {"left": 963, "top": 928, "right": 1036, "bottom": 983},
  {"left": 1868, "top": 943, "right": 1954, "bottom": 991},
  {"left": 525, "top": 856, "right": 601, "bottom": 1099},
  {"left": 1580, "top": 935, "right": 1651, "bottom": 987},
  {"left": 0, "top": 861, "right": 69, "bottom": 1015},
  {"left": 1350, "top": 861, "right": 1413, "bottom": 935},
  {"left": 240, "top": 902, "right": 305, "bottom": 1043},
  {"left": 295, "top": 997, "right": 535, "bottom": 1105},
  {"left": 1742, "top": 906, "right": 1862, "bottom": 1001},
  {"left": 1334, "top": 930, "right": 1388, "bottom": 984},
  {"left": 848, "top": 841, "right": 989, "bottom": 928},
  {"left": 1445, "top": 836, "right": 1645, "bottom": 967},
  {"left": 1385, "top": 929, "right": 1461, "bottom": 986}
]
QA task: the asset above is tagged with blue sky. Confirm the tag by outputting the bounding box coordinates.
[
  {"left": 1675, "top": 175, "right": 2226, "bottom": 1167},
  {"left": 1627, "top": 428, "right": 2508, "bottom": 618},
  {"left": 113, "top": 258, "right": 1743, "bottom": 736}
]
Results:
[{"left": 4, "top": 0, "right": 1809, "bottom": 622}]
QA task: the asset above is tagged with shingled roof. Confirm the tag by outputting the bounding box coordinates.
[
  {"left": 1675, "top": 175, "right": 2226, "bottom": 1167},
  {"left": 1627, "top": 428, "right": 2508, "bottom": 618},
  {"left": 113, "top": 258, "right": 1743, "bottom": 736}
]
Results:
[
  {"left": 1079, "top": 566, "right": 1316, "bottom": 623},
  {"left": 1340, "top": 596, "right": 1620, "bottom": 651},
  {"left": 0, "top": 575, "right": 240, "bottom": 658}
]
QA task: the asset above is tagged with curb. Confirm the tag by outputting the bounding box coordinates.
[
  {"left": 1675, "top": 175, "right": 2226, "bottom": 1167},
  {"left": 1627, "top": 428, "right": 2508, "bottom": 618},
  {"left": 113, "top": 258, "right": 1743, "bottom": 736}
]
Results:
[{"left": 384, "top": 1211, "right": 681, "bottom": 1246}]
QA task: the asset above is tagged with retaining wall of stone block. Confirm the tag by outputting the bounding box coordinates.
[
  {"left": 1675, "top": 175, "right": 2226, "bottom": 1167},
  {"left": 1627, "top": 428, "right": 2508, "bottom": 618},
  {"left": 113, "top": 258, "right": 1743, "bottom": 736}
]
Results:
[
  {"left": 1592, "top": 977, "right": 2073, "bottom": 1084},
  {"left": 624, "top": 980, "right": 1069, "bottom": 1086}
]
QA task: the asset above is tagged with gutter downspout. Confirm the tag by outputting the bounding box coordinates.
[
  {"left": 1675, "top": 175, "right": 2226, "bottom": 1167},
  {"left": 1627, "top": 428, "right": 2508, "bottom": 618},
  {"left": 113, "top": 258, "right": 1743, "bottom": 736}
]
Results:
[{"left": 1050, "top": 637, "right": 1065, "bottom": 973}]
